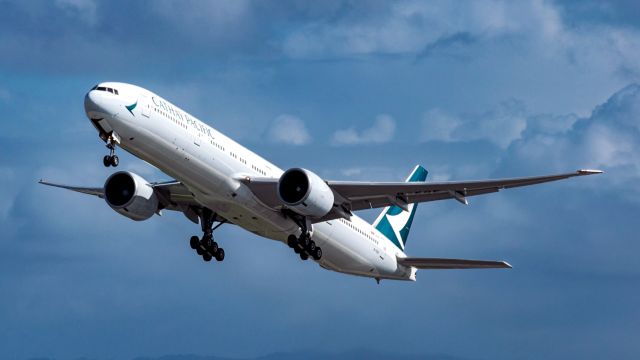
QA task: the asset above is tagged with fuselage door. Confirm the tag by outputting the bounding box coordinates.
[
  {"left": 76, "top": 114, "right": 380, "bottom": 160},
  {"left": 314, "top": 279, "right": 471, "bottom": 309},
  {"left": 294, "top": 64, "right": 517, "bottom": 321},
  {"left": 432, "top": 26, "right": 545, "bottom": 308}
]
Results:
[
  {"left": 192, "top": 124, "right": 201, "bottom": 147},
  {"left": 140, "top": 94, "right": 150, "bottom": 118}
]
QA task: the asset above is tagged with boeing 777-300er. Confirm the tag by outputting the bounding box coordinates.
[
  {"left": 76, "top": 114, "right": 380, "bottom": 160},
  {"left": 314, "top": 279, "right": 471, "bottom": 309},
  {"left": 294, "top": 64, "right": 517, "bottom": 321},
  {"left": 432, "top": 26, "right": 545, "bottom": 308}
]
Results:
[{"left": 40, "top": 82, "right": 603, "bottom": 283}]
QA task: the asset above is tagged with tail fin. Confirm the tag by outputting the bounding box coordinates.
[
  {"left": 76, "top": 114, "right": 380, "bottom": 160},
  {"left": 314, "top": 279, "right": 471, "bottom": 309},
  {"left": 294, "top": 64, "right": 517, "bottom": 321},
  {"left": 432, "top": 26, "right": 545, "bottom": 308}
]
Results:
[{"left": 372, "top": 165, "right": 428, "bottom": 251}]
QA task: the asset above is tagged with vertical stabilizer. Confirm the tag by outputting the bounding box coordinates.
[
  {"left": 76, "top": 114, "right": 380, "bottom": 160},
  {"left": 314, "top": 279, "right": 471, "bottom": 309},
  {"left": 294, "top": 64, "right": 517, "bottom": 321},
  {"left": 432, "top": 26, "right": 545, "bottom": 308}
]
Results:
[{"left": 372, "top": 165, "right": 428, "bottom": 251}]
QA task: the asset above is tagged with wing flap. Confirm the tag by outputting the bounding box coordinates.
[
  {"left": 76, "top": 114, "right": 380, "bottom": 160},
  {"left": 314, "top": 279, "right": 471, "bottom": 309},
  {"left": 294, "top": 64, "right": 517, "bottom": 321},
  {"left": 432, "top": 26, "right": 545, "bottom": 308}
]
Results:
[
  {"left": 238, "top": 177, "right": 282, "bottom": 208},
  {"left": 398, "top": 257, "right": 512, "bottom": 269}
]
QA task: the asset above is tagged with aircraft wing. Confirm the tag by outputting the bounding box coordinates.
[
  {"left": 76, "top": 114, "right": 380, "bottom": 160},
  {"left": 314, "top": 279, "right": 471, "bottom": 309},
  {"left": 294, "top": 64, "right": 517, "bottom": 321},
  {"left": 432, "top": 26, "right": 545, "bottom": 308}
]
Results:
[
  {"left": 397, "top": 257, "right": 511, "bottom": 269},
  {"left": 38, "top": 180, "right": 105, "bottom": 198},
  {"left": 241, "top": 169, "right": 603, "bottom": 221},
  {"left": 326, "top": 169, "right": 603, "bottom": 211},
  {"left": 39, "top": 179, "right": 203, "bottom": 223}
]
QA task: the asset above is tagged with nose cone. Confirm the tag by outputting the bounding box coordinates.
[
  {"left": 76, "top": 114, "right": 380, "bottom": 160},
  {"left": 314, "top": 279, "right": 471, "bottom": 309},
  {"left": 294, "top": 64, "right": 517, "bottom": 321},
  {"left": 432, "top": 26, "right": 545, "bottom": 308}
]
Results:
[{"left": 84, "top": 89, "right": 116, "bottom": 119}]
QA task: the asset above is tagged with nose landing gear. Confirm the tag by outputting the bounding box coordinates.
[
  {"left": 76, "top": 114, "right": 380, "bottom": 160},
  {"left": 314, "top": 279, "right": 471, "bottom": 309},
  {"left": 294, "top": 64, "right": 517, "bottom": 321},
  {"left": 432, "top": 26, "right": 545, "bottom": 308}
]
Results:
[{"left": 103, "top": 133, "right": 120, "bottom": 167}]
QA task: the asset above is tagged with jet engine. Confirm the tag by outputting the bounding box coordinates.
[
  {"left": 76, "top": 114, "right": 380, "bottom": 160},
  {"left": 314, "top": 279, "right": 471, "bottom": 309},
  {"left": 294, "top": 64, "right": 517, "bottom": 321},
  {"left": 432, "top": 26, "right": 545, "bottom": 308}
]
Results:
[
  {"left": 104, "top": 171, "right": 159, "bottom": 221},
  {"left": 277, "top": 168, "right": 334, "bottom": 218}
]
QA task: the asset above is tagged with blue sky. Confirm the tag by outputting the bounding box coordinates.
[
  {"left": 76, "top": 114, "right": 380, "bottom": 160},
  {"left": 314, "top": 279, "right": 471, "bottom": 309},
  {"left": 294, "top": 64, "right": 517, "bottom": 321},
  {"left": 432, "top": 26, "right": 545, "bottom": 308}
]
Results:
[{"left": 0, "top": 1, "right": 639, "bottom": 359}]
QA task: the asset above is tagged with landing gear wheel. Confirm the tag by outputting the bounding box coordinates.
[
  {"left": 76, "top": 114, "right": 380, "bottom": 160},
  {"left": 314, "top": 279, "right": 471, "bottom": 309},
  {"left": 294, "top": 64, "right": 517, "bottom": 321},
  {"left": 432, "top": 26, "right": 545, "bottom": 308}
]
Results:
[
  {"left": 300, "top": 252, "right": 309, "bottom": 261},
  {"left": 298, "top": 235, "right": 310, "bottom": 249},
  {"left": 193, "top": 208, "right": 228, "bottom": 264},
  {"left": 287, "top": 235, "right": 297, "bottom": 248},
  {"left": 214, "top": 248, "right": 225, "bottom": 262},
  {"left": 307, "top": 241, "right": 316, "bottom": 252},
  {"left": 110, "top": 155, "right": 119, "bottom": 167},
  {"left": 190, "top": 236, "right": 199, "bottom": 249},
  {"left": 312, "top": 247, "right": 322, "bottom": 260},
  {"left": 103, "top": 155, "right": 111, "bottom": 167},
  {"left": 293, "top": 246, "right": 301, "bottom": 254}
]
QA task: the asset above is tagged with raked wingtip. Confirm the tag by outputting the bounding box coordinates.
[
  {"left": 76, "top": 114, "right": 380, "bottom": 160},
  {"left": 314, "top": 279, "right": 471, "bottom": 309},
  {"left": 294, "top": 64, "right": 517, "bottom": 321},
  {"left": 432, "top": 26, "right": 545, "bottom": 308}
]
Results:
[{"left": 577, "top": 169, "right": 604, "bottom": 175}]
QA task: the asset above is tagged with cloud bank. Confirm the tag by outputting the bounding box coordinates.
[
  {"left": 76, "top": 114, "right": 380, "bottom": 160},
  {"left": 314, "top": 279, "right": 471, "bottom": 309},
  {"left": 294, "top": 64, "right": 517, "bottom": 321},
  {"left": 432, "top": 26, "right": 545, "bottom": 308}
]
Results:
[
  {"left": 266, "top": 114, "right": 311, "bottom": 145},
  {"left": 332, "top": 114, "right": 396, "bottom": 146}
]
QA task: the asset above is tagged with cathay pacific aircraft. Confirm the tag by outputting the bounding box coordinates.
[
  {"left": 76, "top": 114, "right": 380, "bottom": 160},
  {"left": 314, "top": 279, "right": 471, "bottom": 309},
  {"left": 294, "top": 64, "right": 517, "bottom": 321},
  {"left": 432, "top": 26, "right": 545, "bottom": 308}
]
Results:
[{"left": 40, "top": 82, "right": 602, "bottom": 283}]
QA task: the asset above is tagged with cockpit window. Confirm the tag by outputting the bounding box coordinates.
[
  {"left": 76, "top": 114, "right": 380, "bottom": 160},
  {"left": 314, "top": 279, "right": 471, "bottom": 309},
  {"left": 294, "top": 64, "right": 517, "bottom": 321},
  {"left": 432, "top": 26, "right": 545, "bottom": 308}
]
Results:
[{"left": 93, "top": 86, "right": 119, "bottom": 95}]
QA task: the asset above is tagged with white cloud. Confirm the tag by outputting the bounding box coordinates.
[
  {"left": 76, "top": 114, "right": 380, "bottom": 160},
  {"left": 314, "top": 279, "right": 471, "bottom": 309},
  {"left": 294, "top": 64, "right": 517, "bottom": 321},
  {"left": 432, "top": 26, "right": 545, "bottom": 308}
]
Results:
[
  {"left": 421, "top": 100, "right": 527, "bottom": 148},
  {"left": 332, "top": 114, "right": 396, "bottom": 146},
  {"left": 280, "top": 0, "right": 640, "bottom": 87},
  {"left": 497, "top": 83, "right": 640, "bottom": 198},
  {"left": 266, "top": 114, "right": 311, "bottom": 145},
  {"left": 281, "top": 1, "right": 561, "bottom": 59},
  {"left": 420, "top": 108, "right": 461, "bottom": 143}
]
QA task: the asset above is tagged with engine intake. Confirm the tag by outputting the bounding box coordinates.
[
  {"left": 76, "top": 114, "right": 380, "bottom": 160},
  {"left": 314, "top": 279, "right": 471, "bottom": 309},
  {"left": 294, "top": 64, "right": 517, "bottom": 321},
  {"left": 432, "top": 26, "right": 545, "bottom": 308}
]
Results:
[
  {"left": 278, "top": 168, "right": 334, "bottom": 218},
  {"left": 104, "top": 171, "right": 159, "bottom": 221}
]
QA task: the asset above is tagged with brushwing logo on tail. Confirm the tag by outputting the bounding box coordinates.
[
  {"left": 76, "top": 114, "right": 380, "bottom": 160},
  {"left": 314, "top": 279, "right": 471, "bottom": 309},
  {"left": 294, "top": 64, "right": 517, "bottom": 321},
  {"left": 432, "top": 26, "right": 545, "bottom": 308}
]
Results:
[
  {"left": 386, "top": 203, "right": 417, "bottom": 248},
  {"left": 373, "top": 165, "right": 428, "bottom": 251}
]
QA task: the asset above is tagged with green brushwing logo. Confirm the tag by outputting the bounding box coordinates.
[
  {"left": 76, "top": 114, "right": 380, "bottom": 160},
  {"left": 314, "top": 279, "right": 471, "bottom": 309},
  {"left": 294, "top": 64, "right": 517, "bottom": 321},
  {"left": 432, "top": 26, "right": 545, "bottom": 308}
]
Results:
[
  {"left": 374, "top": 165, "right": 428, "bottom": 251},
  {"left": 125, "top": 100, "right": 138, "bottom": 115}
]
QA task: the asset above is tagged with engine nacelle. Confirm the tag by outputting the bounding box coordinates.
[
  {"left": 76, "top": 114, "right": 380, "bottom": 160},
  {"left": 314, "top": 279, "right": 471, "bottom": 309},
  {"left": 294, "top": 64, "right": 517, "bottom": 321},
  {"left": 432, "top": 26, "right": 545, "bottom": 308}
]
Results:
[
  {"left": 104, "top": 171, "right": 159, "bottom": 221},
  {"left": 278, "top": 168, "right": 334, "bottom": 218}
]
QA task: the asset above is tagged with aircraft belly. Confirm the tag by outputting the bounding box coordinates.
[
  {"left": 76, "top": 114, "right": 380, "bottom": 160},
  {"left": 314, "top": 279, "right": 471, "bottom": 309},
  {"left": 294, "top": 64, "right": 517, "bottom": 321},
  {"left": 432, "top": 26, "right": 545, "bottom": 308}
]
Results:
[
  {"left": 110, "top": 114, "right": 402, "bottom": 279},
  {"left": 311, "top": 222, "right": 379, "bottom": 277}
]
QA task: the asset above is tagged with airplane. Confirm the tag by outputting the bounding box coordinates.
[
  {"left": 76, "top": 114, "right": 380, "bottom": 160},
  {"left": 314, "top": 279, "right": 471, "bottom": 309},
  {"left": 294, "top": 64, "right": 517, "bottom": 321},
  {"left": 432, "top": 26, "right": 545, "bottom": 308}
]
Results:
[{"left": 40, "top": 82, "right": 603, "bottom": 283}]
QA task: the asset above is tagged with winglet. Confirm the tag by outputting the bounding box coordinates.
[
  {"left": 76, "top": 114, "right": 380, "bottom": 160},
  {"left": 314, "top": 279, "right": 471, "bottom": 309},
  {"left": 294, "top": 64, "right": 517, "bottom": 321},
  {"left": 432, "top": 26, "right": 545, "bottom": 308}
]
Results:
[{"left": 577, "top": 169, "right": 604, "bottom": 175}]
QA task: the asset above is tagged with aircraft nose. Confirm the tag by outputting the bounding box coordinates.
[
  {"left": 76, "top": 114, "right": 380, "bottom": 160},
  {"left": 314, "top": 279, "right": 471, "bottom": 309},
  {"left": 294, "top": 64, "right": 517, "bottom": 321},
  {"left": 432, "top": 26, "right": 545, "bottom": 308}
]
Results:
[{"left": 84, "top": 89, "right": 108, "bottom": 118}]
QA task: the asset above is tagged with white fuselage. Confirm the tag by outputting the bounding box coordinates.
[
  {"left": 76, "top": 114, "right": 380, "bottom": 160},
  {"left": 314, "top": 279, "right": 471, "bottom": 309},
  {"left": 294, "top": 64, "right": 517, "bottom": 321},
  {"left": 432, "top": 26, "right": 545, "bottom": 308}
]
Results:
[{"left": 85, "top": 82, "right": 415, "bottom": 281}]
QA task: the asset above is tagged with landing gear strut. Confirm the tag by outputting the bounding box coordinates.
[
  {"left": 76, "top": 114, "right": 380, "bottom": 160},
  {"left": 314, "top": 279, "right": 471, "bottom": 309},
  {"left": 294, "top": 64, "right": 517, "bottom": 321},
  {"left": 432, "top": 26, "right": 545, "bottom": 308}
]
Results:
[
  {"left": 190, "top": 208, "right": 226, "bottom": 263},
  {"left": 103, "top": 133, "right": 119, "bottom": 167},
  {"left": 287, "top": 216, "right": 322, "bottom": 261}
]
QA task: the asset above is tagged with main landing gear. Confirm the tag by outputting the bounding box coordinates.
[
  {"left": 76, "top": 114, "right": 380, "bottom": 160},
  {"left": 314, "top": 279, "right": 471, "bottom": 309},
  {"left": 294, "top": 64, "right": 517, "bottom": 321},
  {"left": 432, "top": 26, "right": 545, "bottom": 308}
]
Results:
[
  {"left": 103, "top": 133, "right": 119, "bottom": 167},
  {"left": 189, "top": 208, "right": 226, "bottom": 263},
  {"left": 287, "top": 217, "right": 322, "bottom": 261}
]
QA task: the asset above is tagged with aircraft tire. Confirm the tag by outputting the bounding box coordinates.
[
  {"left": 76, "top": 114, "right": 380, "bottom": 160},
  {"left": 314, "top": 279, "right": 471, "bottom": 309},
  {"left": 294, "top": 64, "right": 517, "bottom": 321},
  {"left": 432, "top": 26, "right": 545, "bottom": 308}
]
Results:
[
  {"left": 202, "top": 253, "right": 212, "bottom": 262},
  {"left": 300, "top": 252, "right": 309, "bottom": 261},
  {"left": 189, "top": 236, "right": 199, "bottom": 249},
  {"left": 287, "top": 235, "right": 297, "bottom": 248},
  {"left": 215, "top": 248, "right": 225, "bottom": 262},
  {"left": 298, "top": 234, "right": 310, "bottom": 249},
  {"left": 307, "top": 241, "right": 316, "bottom": 252},
  {"left": 312, "top": 247, "right": 322, "bottom": 261},
  {"left": 103, "top": 155, "right": 111, "bottom": 167},
  {"left": 110, "top": 155, "right": 119, "bottom": 167}
]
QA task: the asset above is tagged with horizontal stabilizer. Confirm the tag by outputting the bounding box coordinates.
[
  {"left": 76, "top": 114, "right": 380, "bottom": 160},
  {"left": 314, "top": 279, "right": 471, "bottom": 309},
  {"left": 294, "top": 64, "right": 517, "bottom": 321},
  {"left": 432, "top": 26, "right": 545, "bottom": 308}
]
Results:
[{"left": 398, "top": 257, "right": 512, "bottom": 269}]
